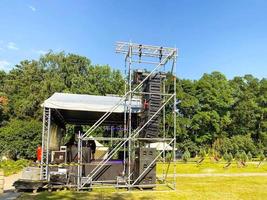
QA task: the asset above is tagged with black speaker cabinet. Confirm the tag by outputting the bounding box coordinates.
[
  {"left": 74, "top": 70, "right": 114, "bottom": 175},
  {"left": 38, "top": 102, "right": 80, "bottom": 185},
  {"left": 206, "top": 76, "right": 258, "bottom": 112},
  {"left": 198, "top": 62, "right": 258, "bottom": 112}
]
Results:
[{"left": 134, "top": 147, "right": 156, "bottom": 188}]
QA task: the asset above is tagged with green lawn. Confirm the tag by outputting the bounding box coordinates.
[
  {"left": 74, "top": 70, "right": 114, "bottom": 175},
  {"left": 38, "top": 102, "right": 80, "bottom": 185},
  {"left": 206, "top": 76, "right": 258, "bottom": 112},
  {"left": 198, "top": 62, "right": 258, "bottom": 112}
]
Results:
[
  {"left": 157, "top": 159, "right": 267, "bottom": 174},
  {"left": 18, "top": 160, "right": 267, "bottom": 200},
  {"left": 18, "top": 176, "right": 267, "bottom": 200}
]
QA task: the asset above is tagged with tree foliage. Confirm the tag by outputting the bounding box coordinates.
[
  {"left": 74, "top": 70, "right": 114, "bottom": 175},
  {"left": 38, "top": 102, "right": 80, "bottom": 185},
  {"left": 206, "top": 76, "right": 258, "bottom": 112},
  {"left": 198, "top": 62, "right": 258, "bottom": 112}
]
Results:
[
  {"left": 3, "top": 52, "right": 124, "bottom": 120},
  {"left": 0, "top": 119, "right": 42, "bottom": 159},
  {"left": 0, "top": 52, "right": 125, "bottom": 158},
  {"left": 173, "top": 72, "right": 266, "bottom": 157},
  {"left": 0, "top": 52, "right": 266, "bottom": 159}
]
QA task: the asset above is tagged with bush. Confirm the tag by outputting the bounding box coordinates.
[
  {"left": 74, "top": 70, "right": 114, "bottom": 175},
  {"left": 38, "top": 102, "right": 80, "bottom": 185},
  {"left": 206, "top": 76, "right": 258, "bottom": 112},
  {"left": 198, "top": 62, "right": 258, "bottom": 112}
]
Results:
[
  {"left": 231, "top": 135, "right": 257, "bottom": 156},
  {"left": 240, "top": 151, "right": 248, "bottom": 163},
  {"left": 228, "top": 153, "right": 233, "bottom": 163},
  {"left": 182, "top": 149, "right": 191, "bottom": 163},
  {"left": 0, "top": 159, "right": 29, "bottom": 176},
  {"left": 213, "top": 135, "right": 257, "bottom": 157},
  {"left": 259, "top": 152, "right": 265, "bottom": 161},
  {"left": 199, "top": 148, "right": 206, "bottom": 158},
  {"left": 235, "top": 152, "right": 241, "bottom": 161},
  {"left": 0, "top": 119, "right": 42, "bottom": 159},
  {"left": 178, "top": 139, "right": 199, "bottom": 157},
  {"left": 223, "top": 152, "right": 229, "bottom": 161},
  {"left": 247, "top": 151, "right": 252, "bottom": 161}
]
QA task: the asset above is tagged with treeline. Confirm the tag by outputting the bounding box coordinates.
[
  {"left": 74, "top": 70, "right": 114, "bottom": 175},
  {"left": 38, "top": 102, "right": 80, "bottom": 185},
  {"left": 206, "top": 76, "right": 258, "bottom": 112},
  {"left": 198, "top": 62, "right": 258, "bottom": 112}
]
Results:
[
  {"left": 0, "top": 52, "right": 125, "bottom": 159},
  {"left": 173, "top": 72, "right": 266, "bottom": 158},
  {"left": 0, "top": 52, "right": 266, "bottom": 159}
]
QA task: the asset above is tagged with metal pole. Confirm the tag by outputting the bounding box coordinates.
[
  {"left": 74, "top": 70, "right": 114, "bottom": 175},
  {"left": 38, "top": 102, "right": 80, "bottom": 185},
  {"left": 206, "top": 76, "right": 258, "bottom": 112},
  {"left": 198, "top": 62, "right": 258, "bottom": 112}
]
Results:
[
  {"left": 173, "top": 52, "right": 177, "bottom": 190},
  {"left": 127, "top": 43, "right": 133, "bottom": 189},
  {"left": 77, "top": 130, "right": 81, "bottom": 190},
  {"left": 123, "top": 54, "right": 128, "bottom": 176},
  {"left": 163, "top": 77, "right": 166, "bottom": 163},
  {"left": 111, "top": 126, "right": 113, "bottom": 147},
  {"left": 46, "top": 108, "right": 51, "bottom": 181}
]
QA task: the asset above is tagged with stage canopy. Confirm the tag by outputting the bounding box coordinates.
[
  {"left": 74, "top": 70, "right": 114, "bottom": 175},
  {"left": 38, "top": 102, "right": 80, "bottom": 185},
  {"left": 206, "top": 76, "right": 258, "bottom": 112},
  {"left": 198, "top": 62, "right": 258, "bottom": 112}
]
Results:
[{"left": 42, "top": 93, "right": 141, "bottom": 125}]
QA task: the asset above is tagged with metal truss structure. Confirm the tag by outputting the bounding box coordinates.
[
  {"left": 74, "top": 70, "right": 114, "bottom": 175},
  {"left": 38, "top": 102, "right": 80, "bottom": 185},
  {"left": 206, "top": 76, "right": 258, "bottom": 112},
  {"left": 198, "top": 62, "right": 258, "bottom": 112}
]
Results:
[
  {"left": 40, "top": 41, "right": 178, "bottom": 191},
  {"left": 40, "top": 107, "right": 51, "bottom": 180},
  {"left": 78, "top": 41, "right": 177, "bottom": 190}
]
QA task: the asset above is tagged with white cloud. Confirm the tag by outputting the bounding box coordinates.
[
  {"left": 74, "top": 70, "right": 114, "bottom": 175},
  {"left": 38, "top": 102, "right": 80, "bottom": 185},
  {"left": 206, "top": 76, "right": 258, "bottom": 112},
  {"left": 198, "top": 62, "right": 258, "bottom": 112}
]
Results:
[
  {"left": 7, "top": 42, "right": 19, "bottom": 50},
  {"left": 0, "top": 60, "right": 11, "bottom": 70},
  {"left": 29, "top": 5, "right": 36, "bottom": 12}
]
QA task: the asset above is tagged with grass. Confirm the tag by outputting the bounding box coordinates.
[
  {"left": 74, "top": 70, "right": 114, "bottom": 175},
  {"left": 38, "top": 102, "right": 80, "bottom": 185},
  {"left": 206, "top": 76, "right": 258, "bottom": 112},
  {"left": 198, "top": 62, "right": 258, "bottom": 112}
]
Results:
[
  {"left": 17, "top": 159, "right": 267, "bottom": 200},
  {"left": 18, "top": 176, "right": 267, "bottom": 200},
  {"left": 157, "top": 158, "right": 267, "bottom": 174},
  {"left": 0, "top": 159, "right": 29, "bottom": 176}
]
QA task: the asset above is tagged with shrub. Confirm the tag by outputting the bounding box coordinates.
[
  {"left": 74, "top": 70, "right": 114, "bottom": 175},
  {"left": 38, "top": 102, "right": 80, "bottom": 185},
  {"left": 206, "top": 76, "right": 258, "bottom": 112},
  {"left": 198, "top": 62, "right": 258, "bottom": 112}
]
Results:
[
  {"left": 235, "top": 152, "right": 241, "bottom": 161},
  {"left": 199, "top": 148, "right": 206, "bottom": 158},
  {"left": 0, "top": 119, "right": 42, "bottom": 159},
  {"left": 182, "top": 149, "right": 191, "bottom": 163},
  {"left": 223, "top": 152, "right": 229, "bottom": 161},
  {"left": 247, "top": 151, "right": 252, "bottom": 161},
  {"left": 259, "top": 152, "right": 265, "bottom": 161},
  {"left": 228, "top": 153, "right": 233, "bottom": 163},
  {"left": 0, "top": 159, "right": 29, "bottom": 176},
  {"left": 178, "top": 140, "right": 199, "bottom": 157},
  {"left": 213, "top": 135, "right": 257, "bottom": 157},
  {"left": 240, "top": 151, "right": 248, "bottom": 163},
  {"left": 231, "top": 135, "right": 257, "bottom": 156}
]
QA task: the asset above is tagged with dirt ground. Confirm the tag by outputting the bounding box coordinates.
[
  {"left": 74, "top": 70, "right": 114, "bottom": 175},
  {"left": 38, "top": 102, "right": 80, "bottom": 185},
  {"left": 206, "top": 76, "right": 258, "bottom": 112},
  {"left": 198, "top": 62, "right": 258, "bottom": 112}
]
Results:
[{"left": 4, "top": 172, "right": 22, "bottom": 191}]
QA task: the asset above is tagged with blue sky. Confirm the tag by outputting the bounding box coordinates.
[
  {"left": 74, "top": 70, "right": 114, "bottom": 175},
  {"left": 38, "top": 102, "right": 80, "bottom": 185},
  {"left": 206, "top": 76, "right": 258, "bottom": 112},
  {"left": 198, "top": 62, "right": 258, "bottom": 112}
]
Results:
[{"left": 0, "top": 0, "right": 267, "bottom": 80}]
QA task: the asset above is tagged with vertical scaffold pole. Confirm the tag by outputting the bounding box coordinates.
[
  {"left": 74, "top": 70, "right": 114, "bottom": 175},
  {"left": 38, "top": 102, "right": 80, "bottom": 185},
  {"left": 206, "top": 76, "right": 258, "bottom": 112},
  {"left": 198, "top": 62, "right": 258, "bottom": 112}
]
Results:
[
  {"left": 127, "top": 43, "right": 133, "bottom": 189},
  {"left": 123, "top": 55, "right": 128, "bottom": 176},
  {"left": 173, "top": 51, "right": 177, "bottom": 190},
  {"left": 46, "top": 108, "right": 51, "bottom": 181},
  {"left": 77, "top": 130, "right": 81, "bottom": 190},
  {"left": 163, "top": 78, "right": 166, "bottom": 164}
]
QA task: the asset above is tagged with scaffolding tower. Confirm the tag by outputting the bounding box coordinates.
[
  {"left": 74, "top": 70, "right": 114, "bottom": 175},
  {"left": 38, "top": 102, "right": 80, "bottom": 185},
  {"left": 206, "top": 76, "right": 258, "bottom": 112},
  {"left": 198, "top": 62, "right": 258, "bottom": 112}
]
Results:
[{"left": 76, "top": 41, "right": 178, "bottom": 190}]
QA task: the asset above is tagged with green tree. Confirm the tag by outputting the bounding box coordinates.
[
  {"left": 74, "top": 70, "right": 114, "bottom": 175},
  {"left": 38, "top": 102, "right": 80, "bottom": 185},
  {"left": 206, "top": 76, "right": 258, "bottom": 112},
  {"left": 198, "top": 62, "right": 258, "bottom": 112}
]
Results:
[
  {"left": 191, "top": 72, "right": 233, "bottom": 145},
  {"left": 0, "top": 93, "right": 9, "bottom": 126},
  {"left": 0, "top": 119, "right": 42, "bottom": 159},
  {"left": 3, "top": 52, "right": 125, "bottom": 120}
]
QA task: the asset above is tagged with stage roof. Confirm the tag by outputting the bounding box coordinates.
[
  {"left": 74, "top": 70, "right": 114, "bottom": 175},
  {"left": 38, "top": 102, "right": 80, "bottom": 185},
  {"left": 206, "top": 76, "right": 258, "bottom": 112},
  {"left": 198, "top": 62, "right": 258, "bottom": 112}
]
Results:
[
  {"left": 43, "top": 93, "right": 141, "bottom": 113},
  {"left": 42, "top": 93, "right": 141, "bottom": 125}
]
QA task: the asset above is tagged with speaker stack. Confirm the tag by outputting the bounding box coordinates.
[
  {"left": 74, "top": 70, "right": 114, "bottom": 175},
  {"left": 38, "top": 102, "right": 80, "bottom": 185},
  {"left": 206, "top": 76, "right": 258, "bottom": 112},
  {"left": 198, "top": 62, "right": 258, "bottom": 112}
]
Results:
[
  {"left": 140, "top": 73, "right": 162, "bottom": 140},
  {"left": 133, "top": 147, "right": 156, "bottom": 188}
]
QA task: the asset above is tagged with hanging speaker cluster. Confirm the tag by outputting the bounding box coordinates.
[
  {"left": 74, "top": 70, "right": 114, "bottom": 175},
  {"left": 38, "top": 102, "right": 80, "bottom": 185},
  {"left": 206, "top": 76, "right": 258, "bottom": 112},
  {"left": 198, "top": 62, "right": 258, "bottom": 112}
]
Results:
[{"left": 134, "top": 71, "right": 165, "bottom": 141}]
